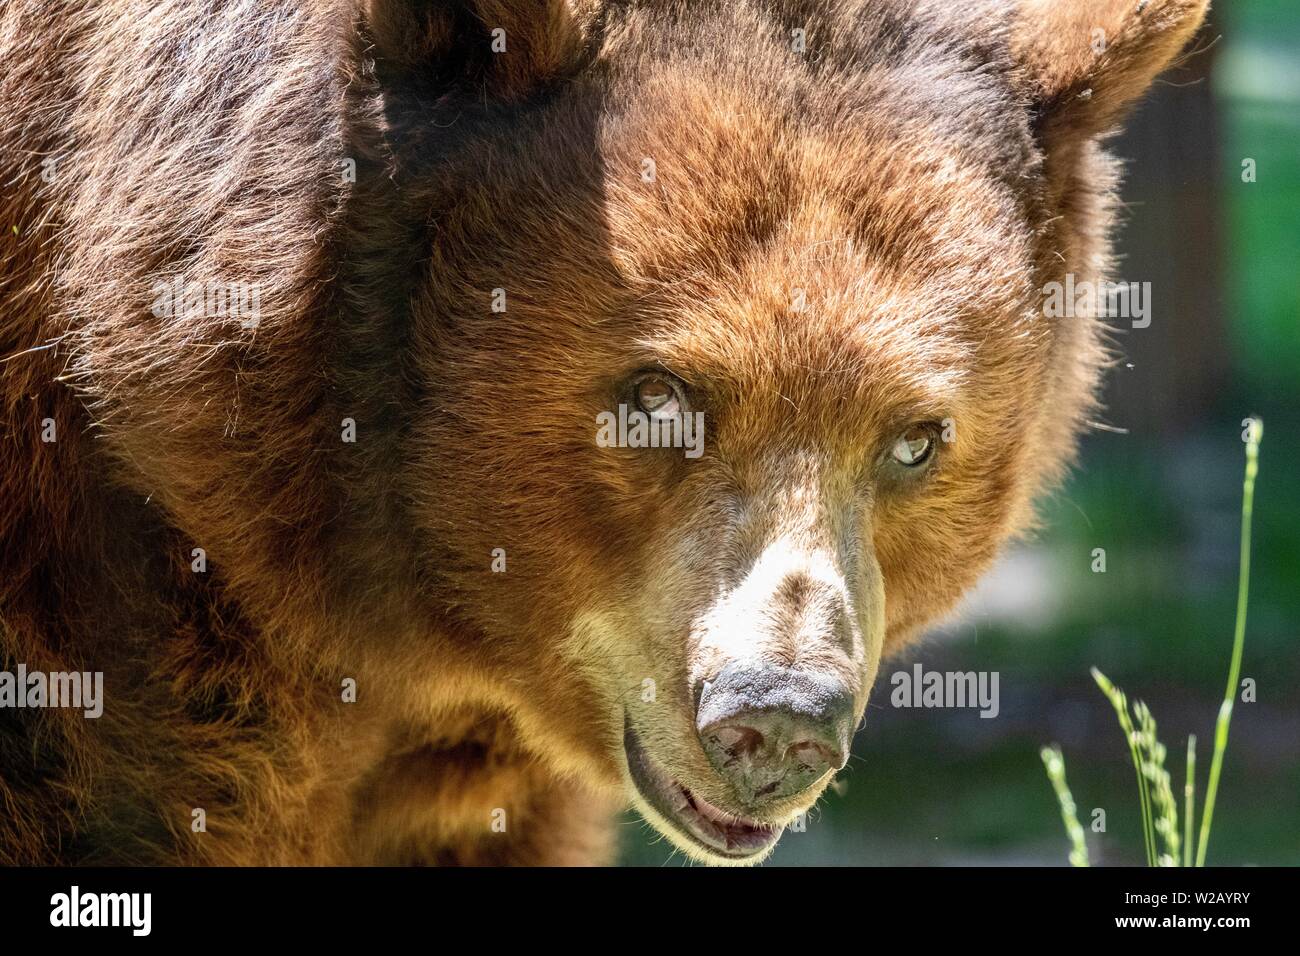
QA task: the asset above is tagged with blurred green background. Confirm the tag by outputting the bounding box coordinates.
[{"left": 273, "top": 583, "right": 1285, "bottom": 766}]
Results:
[{"left": 620, "top": 0, "right": 1300, "bottom": 866}]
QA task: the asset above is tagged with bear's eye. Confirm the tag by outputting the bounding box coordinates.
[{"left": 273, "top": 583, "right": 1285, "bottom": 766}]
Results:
[
  {"left": 889, "top": 425, "right": 935, "bottom": 468},
  {"left": 633, "top": 374, "right": 684, "bottom": 419}
]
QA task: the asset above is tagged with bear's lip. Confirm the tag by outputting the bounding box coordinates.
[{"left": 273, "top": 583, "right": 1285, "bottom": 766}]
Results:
[{"left": 623, "top": 721, "right": 783, "bottom": 860}]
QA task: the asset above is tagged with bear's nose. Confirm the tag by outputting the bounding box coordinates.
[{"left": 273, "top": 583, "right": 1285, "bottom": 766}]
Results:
[{"left": 695, "top": 662, "right": 854, "bottom": 806}]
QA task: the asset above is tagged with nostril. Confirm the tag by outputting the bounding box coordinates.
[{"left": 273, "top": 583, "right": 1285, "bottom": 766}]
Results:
[
  {"left": 784, "top": 739, "right": 840, "bottom": 770},
  {"left": 707, "top": 725, "right": 765, "bottom": 765}
]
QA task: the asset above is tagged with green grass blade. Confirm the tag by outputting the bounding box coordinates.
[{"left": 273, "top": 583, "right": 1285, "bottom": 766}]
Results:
[
  {"left": 1195, "top": 419, "right": 1261, "bottom": 867},
  {"left": 1041, "top": 745, "right": 1090, "bottom": 867},
  {"left": 1183, "top": 735, "right": 1196, "bottom": 869},
  {"left": 1092, "top": 668, "right": 1156, "bottom": 866},
  {"left": 1135, "top": 701, "right": 1179, "bottom": 866}
]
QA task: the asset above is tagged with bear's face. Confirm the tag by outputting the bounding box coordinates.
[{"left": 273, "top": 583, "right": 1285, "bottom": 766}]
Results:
[
  {"left": 385, "top": 0, "right": 1207, "bottom": 863},
  {"left": 407, "top": 54, "right": 1045, "bottom": 865}
]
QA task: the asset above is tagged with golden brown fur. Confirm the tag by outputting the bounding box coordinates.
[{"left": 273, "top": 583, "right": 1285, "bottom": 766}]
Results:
[{"left": 0, "top": 0, "right": 1207, "bottom": 864}]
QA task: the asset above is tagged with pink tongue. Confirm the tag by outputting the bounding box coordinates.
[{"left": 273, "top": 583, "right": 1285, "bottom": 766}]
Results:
[{"left": 686, "top": 788, "right": 764, "bottom": 832}]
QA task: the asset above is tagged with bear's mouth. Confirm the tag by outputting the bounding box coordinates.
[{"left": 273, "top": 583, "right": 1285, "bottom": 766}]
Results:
[{"left": 623, "top": 722, "right": 783, "bottom": 861}]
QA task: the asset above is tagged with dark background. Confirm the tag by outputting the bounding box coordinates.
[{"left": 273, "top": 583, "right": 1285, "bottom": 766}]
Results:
[{"left": 621, "top": 0, "right": 1300, "bottom": 866}]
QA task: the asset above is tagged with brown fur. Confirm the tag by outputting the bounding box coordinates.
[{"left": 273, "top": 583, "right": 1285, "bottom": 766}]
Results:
[{"left": 0, "top": 0, "right": 1207, "bottom": 865}]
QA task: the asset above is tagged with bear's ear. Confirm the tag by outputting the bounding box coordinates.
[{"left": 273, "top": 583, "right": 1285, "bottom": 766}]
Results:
[
  {"left": 1012, "top": 0, "right": 1210, "bottom": 147},
  {"left": 364, "top": 0, "right": 600, "bottom": 101}
]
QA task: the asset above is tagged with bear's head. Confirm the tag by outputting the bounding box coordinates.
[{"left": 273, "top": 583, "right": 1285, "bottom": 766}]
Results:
[{"left": 363, "top": 0, "right": 1208, "bottom": 862}]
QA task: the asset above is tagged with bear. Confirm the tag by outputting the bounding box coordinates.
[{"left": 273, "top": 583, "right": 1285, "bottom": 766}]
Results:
[{"left": 0, "top": 0, "right": 1209, "bottom": 865}]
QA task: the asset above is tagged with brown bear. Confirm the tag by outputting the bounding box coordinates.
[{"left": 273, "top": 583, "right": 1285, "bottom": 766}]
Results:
[{"left": 0, "top": 0, "right": 1208, "bottom": 865}]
